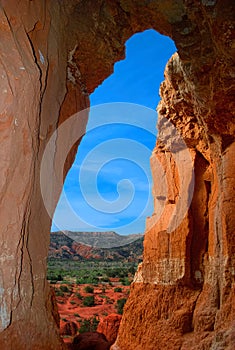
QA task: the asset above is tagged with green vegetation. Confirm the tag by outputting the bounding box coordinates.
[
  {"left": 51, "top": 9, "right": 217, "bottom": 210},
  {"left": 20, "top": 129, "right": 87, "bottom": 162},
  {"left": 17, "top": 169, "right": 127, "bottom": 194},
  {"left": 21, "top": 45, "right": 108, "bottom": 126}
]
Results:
[
  {"left": 47, "top": 259, "right": 137, "bottom": 285},
  {"left": 75, "top": 292, "right": 83, "bottom": 300},
  {"left": 48, "top": 258, "right": 135, "bottom": 332},
  {"left": 83, "top": 295, "right": 95, "bottom": 307},
  {"left": 60, "top": 285, "right": 70, "bottom": 293},
  {"left": 79, "top": 317, "right": 99, "bottom": 333},
  {"left": 55, "top": 289, "right": 64, "bottom": 297},
  {"left": 120, "top": 277, "right": 131, "bottom": 286},
  {"left": 84, "top": 285, "right": 94, "bottom": 293},
  {"left": 116, "top": 298, "right": 127, "bottom": 314}
]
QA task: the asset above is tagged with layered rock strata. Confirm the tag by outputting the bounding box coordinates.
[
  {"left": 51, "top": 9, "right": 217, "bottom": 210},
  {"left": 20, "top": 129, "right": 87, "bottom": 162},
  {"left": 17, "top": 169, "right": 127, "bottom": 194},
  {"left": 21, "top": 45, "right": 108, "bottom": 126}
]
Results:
[{"left": 112, "top": 50, "right": 235, "bottom": 349}]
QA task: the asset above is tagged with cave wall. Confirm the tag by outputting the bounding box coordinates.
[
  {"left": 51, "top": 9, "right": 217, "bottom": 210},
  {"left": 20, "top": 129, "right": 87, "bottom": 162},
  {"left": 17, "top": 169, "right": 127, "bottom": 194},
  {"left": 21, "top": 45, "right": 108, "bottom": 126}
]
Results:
[
  {"left": 114, "top": 50, "right": 235, "bottom": 349},
  {"left": 0, "top": 0, "right": 234, "bottom": 349}
]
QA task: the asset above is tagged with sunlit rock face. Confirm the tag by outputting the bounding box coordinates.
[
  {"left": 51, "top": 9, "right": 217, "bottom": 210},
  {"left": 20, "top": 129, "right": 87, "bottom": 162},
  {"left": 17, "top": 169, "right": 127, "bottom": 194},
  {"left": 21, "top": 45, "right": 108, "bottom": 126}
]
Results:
[
  {"left": 97, "top": 314, "right": 122, "bottom": 345},
  {"left": 0, "top": 1, "right": 234, "bottom": 349},
  {"left": 113, "top": 50, "right": 235, "bottom": 349}
]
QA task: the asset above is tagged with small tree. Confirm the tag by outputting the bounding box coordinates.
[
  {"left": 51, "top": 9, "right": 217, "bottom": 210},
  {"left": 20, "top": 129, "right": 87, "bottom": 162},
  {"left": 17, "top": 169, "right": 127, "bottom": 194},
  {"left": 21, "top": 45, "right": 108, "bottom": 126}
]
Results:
[
  {"left": 120, "top": 277, "right": 131, "bottom": 286},
  {"left": 60, "top": 285, "right": 69, "bottom": 293},
  {"left": 55, "top": 289, "right": 64, "bottom": 297},
  {"left": 84, "top": 285, "right": 94, "bottom": 293},
  {"left": 116, "top": 298, "right": 127, "bottom": 315},
  {"left": 83, "top": 295, "right": 95, "bottom": 307},
  {"left": 79, "top": 317, "right": 99, "bottom": 334},
  {"left": 75, "top": 292, "right": 83, "bottom": 300}
]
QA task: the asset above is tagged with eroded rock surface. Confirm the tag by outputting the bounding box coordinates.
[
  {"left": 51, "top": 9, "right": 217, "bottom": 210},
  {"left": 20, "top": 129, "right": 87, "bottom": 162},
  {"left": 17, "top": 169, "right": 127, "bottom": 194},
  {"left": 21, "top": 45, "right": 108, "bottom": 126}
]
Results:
[
  {"left": 60, "top": 321, "right": 78, "bottom": 337},
  {"left": 97, "top": 314, "right": 122, "bottom": 345},
  {"left": 0, "top": 0, "right": 234, "bottom": 349},
  {"left": 112, "top": 3, "right": 235, "bottom": 347}
]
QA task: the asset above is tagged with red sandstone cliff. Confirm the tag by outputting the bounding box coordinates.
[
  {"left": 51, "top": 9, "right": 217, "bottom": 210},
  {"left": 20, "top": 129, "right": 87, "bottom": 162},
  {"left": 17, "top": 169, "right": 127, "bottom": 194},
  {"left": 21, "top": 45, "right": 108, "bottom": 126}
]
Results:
[
  {"left": 0, "top": 1, "right": 234, "bottom": 349},
  {"left": 112, "top": 50, "right": 235, "bottom": 349}
]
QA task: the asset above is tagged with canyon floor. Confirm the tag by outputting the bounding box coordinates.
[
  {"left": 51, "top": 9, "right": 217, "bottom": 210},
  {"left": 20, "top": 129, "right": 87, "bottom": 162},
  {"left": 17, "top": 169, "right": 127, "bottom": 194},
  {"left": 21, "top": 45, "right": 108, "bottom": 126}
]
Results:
[
  {"left": 53, "top": 281, "right": 129, "bottom": 345},
  {"left": 48, "top": 231, "right": 142, "bottom": 346}
]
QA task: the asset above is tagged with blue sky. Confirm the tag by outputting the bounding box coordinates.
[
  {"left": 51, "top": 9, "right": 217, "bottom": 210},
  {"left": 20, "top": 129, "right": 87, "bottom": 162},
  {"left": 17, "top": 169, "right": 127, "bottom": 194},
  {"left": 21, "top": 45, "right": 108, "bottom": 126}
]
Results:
[{"left": 52, "top": 29, "right": 176, "bottom": 235}]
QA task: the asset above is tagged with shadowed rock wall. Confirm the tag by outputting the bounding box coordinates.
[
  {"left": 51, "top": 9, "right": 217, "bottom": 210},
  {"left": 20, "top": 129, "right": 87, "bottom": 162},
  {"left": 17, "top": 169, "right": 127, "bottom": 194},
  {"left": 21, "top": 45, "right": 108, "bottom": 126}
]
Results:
[{"left": 0, "top": 1, "right": 234, "bottom": 349}]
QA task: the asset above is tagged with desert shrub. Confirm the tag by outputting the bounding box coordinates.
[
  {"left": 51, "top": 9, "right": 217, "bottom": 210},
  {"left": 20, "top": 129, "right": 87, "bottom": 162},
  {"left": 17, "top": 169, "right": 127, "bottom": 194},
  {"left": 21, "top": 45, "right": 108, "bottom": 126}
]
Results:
[
  {"left": 84, "top": 285, "right": 94, "bottom": 293},
  {"left": 100, "top": 277, "right": 109, "bottom": 283},
  {"left": 76, "top": 276, "right": 99, "bottom": 284},
  {"left": 116, "top": 298, "right": 127, "bottom": 314},
  {"left": 105, "top": 297, "right": 113, "bottom": 304},
  {"left": 120, "top": 277, "right": 131, "bottom": 286},
  {"left": 47, "top": 267, "right": 64, "bottom": 283},
  {"left": 83, "top": 295, "right": 95, "bottom": 307},
  {"left": 79, "top": 317, "right": 99, "bottom": 334},
  {"left": 70, "top": 300, "right": 76, "bottom": 305},
  {"left": 60, "top": 285, "right": 70, "bottom": 293},
  {"left": 128, "top": 265, "right": 136, "bottom": 275},
  {"left": 114, "top": 287, "right": 122, "bottom": 293},
  {"left": 106, "top": 267, "right": 130, "bottom": 278},
  {"left": 57, "top": 274, "right": 63, "bottom": 281},
  {"left": 55, "top": 289, "right": 64, "bottom": 297},
  {"left": 75, "top": 292, "right": 83, "bottom": 300}
]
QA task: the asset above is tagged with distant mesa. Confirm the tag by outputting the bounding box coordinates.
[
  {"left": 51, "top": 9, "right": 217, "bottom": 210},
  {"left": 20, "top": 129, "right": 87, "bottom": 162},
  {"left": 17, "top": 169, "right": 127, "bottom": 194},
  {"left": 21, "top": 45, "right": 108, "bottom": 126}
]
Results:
[
  {"left": 49, "top": 231, "right": 144, "bottom": 262},
  {"left": 60, "top": 230, "right": 143, "bottom": 248}
]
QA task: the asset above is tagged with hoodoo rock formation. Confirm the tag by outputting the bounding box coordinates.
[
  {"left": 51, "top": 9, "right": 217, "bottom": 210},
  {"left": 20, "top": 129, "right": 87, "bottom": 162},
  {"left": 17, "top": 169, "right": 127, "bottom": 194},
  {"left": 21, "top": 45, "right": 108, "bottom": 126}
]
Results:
[{"left": 0, "top": 1, "right": 234, "bottom": 349}]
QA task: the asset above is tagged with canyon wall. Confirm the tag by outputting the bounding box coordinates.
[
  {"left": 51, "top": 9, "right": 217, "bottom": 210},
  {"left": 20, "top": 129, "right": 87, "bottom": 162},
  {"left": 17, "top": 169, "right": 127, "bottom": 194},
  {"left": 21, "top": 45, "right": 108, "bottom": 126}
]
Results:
[
  {"left": 113, "top": 50, "right": 235, "bottom": 349},
  {"left": 0, "top": 0, "right": 234, "bottom": 349}
]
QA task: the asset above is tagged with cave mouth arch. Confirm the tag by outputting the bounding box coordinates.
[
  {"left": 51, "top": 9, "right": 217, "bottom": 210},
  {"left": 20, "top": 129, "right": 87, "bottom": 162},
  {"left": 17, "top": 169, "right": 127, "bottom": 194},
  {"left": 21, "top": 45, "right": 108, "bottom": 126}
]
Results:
[
  {"left": 51, "top": 29, "right": 176, "bottom": 237},
  {"left": 0, "top": 1, "right": 234, "bottom": 349}
]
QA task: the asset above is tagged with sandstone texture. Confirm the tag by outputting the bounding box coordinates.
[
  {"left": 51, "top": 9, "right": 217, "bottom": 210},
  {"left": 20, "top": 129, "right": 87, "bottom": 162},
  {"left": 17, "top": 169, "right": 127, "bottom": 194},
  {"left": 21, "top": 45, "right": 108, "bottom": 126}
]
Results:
[
  {"left": 97, "top": 314, "right": 122, "bottom": 345},
  {"left": 0, "top": 1, "right": 234, "bottom": 349},
  {"left": 60, "top": 321, "right": 78, "bottom": 337}
]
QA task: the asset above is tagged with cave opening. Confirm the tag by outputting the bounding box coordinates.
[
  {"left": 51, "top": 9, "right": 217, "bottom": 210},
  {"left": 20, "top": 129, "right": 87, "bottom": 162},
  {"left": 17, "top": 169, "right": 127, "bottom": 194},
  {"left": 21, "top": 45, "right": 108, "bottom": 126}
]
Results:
[
  {"left": 51, "top": 29, "right": 176, "bottom": 237},
  {"left": 48, "top": 29, "right": 176, "bottom": 342}
]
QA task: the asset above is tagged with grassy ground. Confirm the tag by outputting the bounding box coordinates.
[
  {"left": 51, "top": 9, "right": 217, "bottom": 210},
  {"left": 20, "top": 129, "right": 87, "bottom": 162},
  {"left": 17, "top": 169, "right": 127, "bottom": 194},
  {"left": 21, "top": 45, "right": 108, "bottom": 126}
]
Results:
[{"left": 47, "top": 258, "right": 137, "bottom": 285}]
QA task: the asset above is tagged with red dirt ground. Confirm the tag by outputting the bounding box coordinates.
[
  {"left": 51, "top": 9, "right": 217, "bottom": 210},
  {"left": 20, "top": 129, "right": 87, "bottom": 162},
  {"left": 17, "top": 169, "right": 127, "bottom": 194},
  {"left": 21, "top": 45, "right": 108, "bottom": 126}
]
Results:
[{"left": 53, "top": 282, "right": 129, "bottom": 343}]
